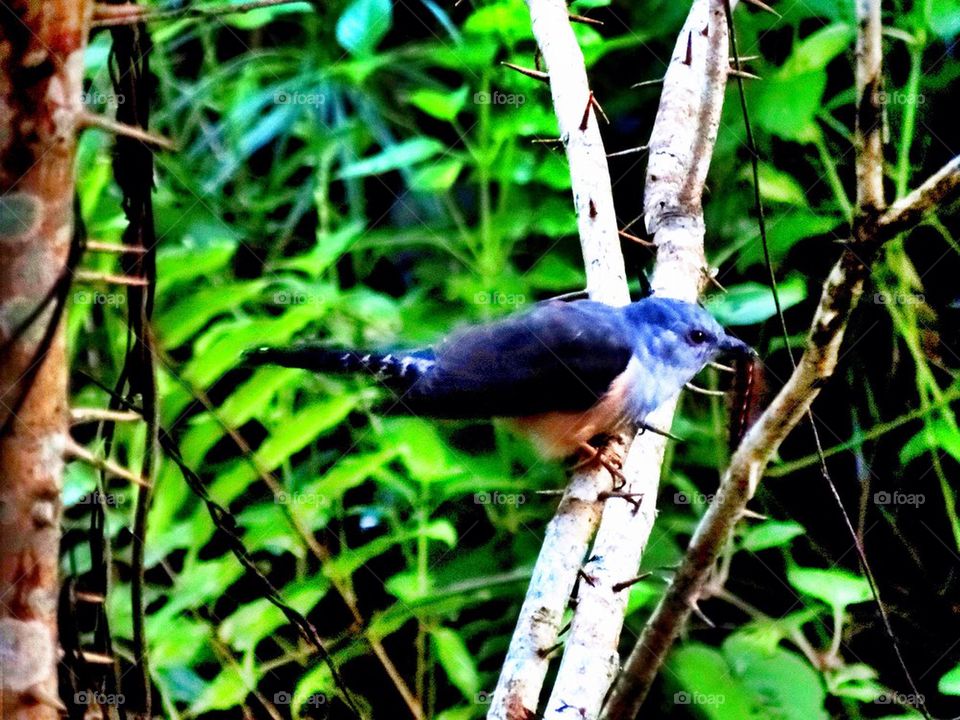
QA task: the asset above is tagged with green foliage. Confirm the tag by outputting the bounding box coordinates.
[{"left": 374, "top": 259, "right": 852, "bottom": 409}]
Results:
[{"left": 68, "top": 0, "right": 960, "bottom": 716}]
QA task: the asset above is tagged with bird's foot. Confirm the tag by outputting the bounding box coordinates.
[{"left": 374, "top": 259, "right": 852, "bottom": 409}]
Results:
[{"left": 573, "top": 439, "right": 626, "bottom": 488}]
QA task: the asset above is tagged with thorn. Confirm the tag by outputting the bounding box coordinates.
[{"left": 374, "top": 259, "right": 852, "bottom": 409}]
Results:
[
  {"left": 80, "top": 650, "right": 115, "bottom": 665},
  {"left": 598, "top": 491, "right": 644, "bottom": 513},
  {"left": 28, "top": 685, "right": 67, "bottom": 712},
  {"left": 577, "top": 568, "right": 598, "bottom": 587},
  {"left": 742, "top": 0, "right": 782, "bottom": 18},
  {"left": 501, "top": 62, "right": 549, "bottom": 83},
  {"left": 580, "top": 91, "right": 594, "bottom": 131},
  {"left": 77, "top": 111, "right": 176, "bottom": 151},
  {"left": 535, "top": 488, "right": 566, "bottom": 496},
  {"left": 709, "top": 361, "right": 736, "bottom": 373},
  {"left": 569, "top": 12, "right": 603, "bottom": 26},
  {"left": 689, "top": 600, "right": 716, "bottom": 628},
  {"left": 631, "top": 77, "right": 664, "bottom": 89},
  {"left": 65, "top": 438, "right": 150, "bottom": 487},
  {"left": 728, "top": 68, "right": 762, "bottom": 81},
  {"left": 612, "top": 573, "right": 652, "bottom": 592},
  {"left": 74, "top": 270, "right": 148, "bottom": 287},
  {"left": 538, "top": 640, "right": 565, "bottom": 659},
  {"left": 636, "top": 422, "right": 684, "bottom": 442},
  {"left": 84, "top": 240, "right": 147, "bottom": 254},
  {"left": 740, "top": 508, "right": 768, "bottom": 521},
  {"left": 619, "top": 229, "right": 655, "bottom": 247},
  {"left": 590, "top": 94, "right": 610, "bottom": 124},
  {"left": 532, "top": 137, "right": 564, "bottom": 146},
  {"left": 607, "top": 145, "right": 649, "bottom": 158},
  {"left": 547, "top": 289, "right": 590, "bottom": 302},
  {"left": 71, "top": 408, "right": 141, "bottom": 424},
  {"left": 621, "top": 213, "right": 644, "bottom": 234},
  {"left": 704, "top": 269, "right": 727, "bottom": 292},
  {"left": 683, "top": 31, "right": 693, "bottom": 66},
  {"left": 74, "top": 591, "right": 106, "bottom": 603},
  {"left": 588, "top": 198, "right": 598, "bottom": 218},
  {"left": 685, "top": 382, "right": 728, "bottom": 396},
  {"left": 730, "top": 55, "right": 761, "bottom": 63}
]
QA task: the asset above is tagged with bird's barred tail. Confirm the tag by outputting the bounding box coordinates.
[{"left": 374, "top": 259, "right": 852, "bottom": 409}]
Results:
[{"left": 244, "top": 345, "right": 435, "bottom": 384}]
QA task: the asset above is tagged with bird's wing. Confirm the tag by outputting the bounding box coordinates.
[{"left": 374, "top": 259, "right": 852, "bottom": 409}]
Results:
[{"left": 401, "top": 300, "right": 634, "bottom": 418}]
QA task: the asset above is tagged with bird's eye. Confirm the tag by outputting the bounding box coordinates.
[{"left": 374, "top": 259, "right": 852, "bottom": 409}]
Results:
[{"left": 688, "top": 329, "right": 708, "bottom": 345}]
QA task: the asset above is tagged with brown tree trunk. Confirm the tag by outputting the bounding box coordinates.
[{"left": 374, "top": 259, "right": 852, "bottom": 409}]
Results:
[{"left": 0, "top": 3, "right": 92, "bottom": 717}]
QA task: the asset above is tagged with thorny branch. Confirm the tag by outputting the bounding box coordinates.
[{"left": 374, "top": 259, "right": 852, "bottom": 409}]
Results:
[
  {"left": 491, "top": 0, "right": 737, "bottom": 717},
  {"left": 487, "top": 0, "right": 630, "bottom": 715}
]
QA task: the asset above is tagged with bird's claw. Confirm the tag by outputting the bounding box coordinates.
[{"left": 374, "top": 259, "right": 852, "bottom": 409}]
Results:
[{"left": 574, "top": 441, "right": 626, "bottom": 488}]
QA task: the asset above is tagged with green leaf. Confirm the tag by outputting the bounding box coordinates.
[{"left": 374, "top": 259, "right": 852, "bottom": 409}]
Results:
[
  {"left": 900, "top": 418, "right": 960, "bottom": 465},
  {"left": 157, "top": 238, "right": 236, "bottom": 290},
  {"left": 157, "top": 280, "right": 266, "bottom": 348},
  {"left": 210, "top": 396, "right": 360, "bottom": 502},
  {"left": 723, "top": 634, "right": 829, "bottom": 720},
  {"left": 221, "top": 1, "right": 311, "bottom": 29},
  {"left": 787, "top": 565, "right": 872, "bottom": 612},
  {"left": 743, "top": 163, "right": 807, "bottom": 205},
  {"left": 668, "top": 644, "right": 761, "bottom": 718},
  {"left": 705, "top": 275, "right": 807, "bottom": 326},
  {"left": 736, "top": 212, "right": 842, "bottom": 270},
  {"left": 336, "top": 0, "right": 393, "bottom": 56},
  {"left": 741, "top": 520, "right": 805, "bottom": 552},
  {"left": 939, "top": 663, "right": 960, "bottom": 695},
  {"left": 411, "top": 158, "right": 464, "bottom": 191},
  {"left": 779, "top": 25, "right": 854, "bottom": 78},
  {"left": 190, "top": 660, "right": 254, "bottom": 714},
  {"left": 929, "top": 0, "right": 960, "bottom": 39},
  {"left": 408, "top": 86, "right": 469, "bottom": 121},
  {"left": 826, "top": 663, "right": 886, "bottom": 701},
  {"left": 337, "top": 138, "right": 446, "bottom": 179},
  {"left": 273, "top": 222, "right": 365, "bottom": 276},
  {"left": 754, "top": 71, "right": 826, "bottom": 142},
  {"left": 432, "top": 627, "right": 481, "bottom": 700},
  {"left": 463, "top": 1, "right": 531, "bottom": 43},
  {"left": 219, "top": 582, "right": 324, "bottom": 653}
]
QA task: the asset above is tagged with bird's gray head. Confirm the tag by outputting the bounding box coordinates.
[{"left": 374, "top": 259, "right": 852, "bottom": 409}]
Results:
[{"left": 621, "top": 296, "right": 753, "bottom": 419}]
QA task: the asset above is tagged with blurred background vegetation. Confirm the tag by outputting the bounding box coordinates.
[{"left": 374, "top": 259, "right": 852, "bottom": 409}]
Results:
[{"left": 68, "top": 0, "right": 960, "bottom": 717}]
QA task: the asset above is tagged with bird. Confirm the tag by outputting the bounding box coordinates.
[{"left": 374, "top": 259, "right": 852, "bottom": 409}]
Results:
[{"left": 244, "top": 295, "right": 753, "bottom": 476}]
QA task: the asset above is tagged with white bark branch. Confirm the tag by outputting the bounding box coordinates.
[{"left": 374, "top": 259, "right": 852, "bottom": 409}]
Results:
[
  {"left": 487, "top": 0, "right": 630, "bottom": 716},
  {"left": 542, "top": 2, "right": 735, "bottom": 718}
]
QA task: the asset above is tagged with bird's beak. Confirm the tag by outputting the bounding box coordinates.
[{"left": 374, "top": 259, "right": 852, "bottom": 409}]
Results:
[{"left": 720, "top": 334, "right": 756, "bottom": 358}]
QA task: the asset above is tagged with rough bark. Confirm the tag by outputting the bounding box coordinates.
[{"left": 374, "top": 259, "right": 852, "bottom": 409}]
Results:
[{"left": 0, "top": 2, "right": 92, "bottom": 717}]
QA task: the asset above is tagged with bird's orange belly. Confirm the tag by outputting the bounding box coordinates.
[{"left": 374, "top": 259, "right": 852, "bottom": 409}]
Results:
[{"left": 504, "top": 383, "right": 629, "bottom": 458}]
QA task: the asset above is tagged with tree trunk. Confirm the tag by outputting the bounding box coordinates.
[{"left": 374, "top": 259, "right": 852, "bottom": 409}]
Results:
[{"left": 0, "top": 3, "right": 92, "bottom": 717}]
